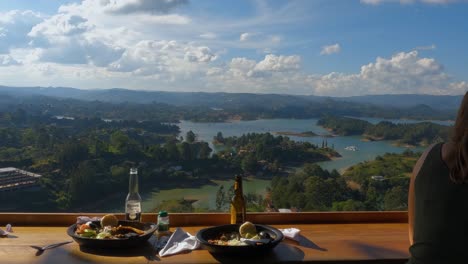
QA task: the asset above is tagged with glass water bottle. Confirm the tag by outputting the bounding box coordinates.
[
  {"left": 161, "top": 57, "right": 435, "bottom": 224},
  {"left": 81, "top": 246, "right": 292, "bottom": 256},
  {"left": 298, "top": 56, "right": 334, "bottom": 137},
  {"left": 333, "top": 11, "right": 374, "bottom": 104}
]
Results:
[{"left": 125, "top": 168, "right": 142, "bottom": 222}]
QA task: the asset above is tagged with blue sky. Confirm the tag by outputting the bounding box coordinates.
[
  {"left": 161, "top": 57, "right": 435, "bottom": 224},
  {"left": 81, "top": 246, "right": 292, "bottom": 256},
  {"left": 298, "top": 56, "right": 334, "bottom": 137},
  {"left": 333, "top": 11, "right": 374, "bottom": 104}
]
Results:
[{"left": 0, "top": 0, "right": 466, "bottom": 96}]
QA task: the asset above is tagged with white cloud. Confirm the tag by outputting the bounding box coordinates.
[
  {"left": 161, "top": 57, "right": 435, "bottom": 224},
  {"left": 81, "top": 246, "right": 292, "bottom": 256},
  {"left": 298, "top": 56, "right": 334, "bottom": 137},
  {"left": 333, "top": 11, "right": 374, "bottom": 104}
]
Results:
[
  {"left": 312, "top": 50, "right": 457, "bottom": 95},
  {"left": 108, "top": 40, "right": 216, "bottom": 76},
  {"left": 320, "top": 43, "right": 341, "bottom": 55},
  {"left": 255, "top": 54, "right": 300, "bottom": 72},
  {"left": 0, "top": 10, "right": 44, "bottom": 53},
  {"left": 184, "top": 46, "right": 217, "bottom": 63},
  {"left": 449, "top": 81, "right": 468, "bottom": 94},
  {"left": 29, "top": 14, "right": 91, "bottom": 39},
  {"left": 0, "top": 54, "right": 20, "bottom": 66},
  {"left": 240, "top": 32, "right": 255, "bottom": 42}
]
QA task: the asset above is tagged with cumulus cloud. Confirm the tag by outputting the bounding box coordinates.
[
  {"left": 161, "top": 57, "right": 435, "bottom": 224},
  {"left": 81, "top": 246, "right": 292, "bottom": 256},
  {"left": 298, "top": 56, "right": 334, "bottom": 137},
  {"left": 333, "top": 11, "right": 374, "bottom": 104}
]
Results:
[
  {"left": 204, "top": 50, "right": 464, "bottom": 96},
  {"left": 29, "top": 14, "right": 91, "bottom": 39},
  {"left": 240, "top": 32, "right": 255, "bottom": 42},
  {"left": 108, "top": 40, "right": 216, "bottom": 76},
  {"left": 312, "top": 50, "right": 458, "bottom": 95},
  {"left": 320, "top": 43, "right": 341, "bottom": 55},
  {"left": 255, "top": 54, "right": 300, "bottom": 72},
  {"left": 184, "top": 46, "right": 217, "bottom": 62},
  {"left": 0, "top": 10, "right": 43, "bottom": 53},
  {"left": 0, "top": 54, "right": 20, "bottom": 66}
]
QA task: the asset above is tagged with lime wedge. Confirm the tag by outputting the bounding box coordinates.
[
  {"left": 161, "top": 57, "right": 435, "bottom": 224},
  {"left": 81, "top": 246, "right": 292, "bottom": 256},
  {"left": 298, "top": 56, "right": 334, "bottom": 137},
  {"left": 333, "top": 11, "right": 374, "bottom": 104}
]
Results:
[
  {"left": 100, "top": 214, "right": 119, "bottom": 227},
  {"left": 239, "top": 221, "right": 256, "bottom": 238}
]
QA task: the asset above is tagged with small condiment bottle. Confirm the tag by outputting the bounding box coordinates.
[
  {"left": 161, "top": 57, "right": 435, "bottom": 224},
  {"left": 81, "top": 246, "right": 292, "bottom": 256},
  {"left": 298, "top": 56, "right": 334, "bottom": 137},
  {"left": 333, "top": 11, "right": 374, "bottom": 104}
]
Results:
[{"left": 158, "top": 211, "right": 170, "bottom": 232}]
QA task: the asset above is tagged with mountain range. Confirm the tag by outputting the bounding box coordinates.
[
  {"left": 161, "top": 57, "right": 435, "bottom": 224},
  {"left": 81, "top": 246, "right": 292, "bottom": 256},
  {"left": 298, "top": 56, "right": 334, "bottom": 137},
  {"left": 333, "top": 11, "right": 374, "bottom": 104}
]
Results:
[{"left": 0, "top": 85, "right": 463, "bottom": 111}]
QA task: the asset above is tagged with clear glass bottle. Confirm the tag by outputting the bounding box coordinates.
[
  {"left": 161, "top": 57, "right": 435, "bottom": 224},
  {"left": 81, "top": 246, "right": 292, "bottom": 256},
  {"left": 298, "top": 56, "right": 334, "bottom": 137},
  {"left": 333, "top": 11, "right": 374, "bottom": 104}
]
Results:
[
  {"left": 230, "top": 175, "right": 246, "bottom": 224},
  {"left": 125, "top": 168, "right": 142, "bottom": 222},
  {"left": 158, "top": 210, "right": 170, "bottom": 231}
]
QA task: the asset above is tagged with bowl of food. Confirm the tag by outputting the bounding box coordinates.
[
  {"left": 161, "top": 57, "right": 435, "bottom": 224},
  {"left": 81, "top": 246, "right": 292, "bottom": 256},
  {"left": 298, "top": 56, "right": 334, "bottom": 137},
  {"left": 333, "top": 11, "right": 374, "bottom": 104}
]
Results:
[
  {"left": 196, "top": 222, "right": 284, "bottom": 255},
  {"left": 67, "top": 214, "right": 157, "bottom": 248}
]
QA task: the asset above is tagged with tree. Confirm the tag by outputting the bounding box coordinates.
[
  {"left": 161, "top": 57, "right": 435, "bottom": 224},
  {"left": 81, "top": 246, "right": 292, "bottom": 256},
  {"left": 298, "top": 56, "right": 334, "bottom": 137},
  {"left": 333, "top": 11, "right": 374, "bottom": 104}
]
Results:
[
  {"left": 215, "top": 185, "right": 226, "bottom": 211},
  {"left": 241, "top": 154, "right": 257, "bottom": 174},
  {"left": 198, "top": 142, "right": 212, "bottom": 159},
  {"left": 56, "top": 142, "right": 89, "bottom": 171},
  {"left": 165, "top": 141, "right": 179, "bottom": 161},
  {"left": 215, "top": 132, "right": 224, "bottom": 144},
  {"left": 179, "top": 142, "right": 193, "bottom": 161},
  {"left": 384, "top": 186, "right": 408, "bottom": 210},
  {"left": 186, "top": 130, "right": 196, "bottom": 143}
]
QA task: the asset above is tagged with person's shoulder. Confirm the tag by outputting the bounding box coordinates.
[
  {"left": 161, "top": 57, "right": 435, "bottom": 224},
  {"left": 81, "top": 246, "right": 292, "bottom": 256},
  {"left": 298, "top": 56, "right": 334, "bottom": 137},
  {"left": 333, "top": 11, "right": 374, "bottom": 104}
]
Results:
[{"left": 411, "top": 142, "right": 442, "bottom": 179}]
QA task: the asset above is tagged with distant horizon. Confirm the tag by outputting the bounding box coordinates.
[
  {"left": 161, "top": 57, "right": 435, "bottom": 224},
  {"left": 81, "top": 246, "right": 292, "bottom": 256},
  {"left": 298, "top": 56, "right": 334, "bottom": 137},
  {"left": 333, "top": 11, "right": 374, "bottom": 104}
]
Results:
[
  {"left": 0, "top": 84, "right": 465, "bottom": 98},
  {"left": 0, "top": 1, "right": 467, "bottom": 96}
]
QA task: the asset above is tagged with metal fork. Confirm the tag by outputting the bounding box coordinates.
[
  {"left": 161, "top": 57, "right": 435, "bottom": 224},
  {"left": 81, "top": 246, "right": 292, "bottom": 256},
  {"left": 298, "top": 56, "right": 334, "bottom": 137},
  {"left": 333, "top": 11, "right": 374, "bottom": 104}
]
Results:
[{"left": 30, "top": 241, "right": 73, "bottom": 255}]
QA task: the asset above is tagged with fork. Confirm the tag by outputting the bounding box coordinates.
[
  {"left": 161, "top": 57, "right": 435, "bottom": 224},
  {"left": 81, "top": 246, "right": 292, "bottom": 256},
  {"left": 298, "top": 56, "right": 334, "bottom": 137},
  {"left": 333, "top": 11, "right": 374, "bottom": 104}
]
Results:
[{"left": 30, "top": 241, "right": 73, "bottom": 255}]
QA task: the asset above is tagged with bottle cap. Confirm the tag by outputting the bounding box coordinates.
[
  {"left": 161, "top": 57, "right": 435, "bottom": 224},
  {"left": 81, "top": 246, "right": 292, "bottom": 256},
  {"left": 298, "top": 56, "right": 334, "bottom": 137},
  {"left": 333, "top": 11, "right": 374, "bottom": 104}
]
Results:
[{"left": 159, "top": 210, "right": 168, "bottom": 217}]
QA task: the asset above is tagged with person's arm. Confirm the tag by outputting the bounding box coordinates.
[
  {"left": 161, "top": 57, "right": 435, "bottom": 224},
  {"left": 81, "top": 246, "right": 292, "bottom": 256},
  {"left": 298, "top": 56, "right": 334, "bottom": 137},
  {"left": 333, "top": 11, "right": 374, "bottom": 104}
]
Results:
[{"left": 408, "top": 144, "right": 436, "bottom": 245}]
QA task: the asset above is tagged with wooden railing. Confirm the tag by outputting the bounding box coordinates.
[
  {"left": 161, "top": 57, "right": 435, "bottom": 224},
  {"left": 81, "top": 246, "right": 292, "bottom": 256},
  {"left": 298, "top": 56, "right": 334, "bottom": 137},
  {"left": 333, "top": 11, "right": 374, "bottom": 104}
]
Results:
[{"left": 0, "top": 211, "right": 407, "bottom": 226}]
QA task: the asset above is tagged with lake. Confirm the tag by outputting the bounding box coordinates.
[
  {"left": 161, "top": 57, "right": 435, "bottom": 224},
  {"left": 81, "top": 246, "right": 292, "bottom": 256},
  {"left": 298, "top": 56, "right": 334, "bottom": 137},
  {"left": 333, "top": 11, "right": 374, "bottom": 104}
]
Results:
[{"left": 103, "top": 117, "right": 452, "bottom": 212}]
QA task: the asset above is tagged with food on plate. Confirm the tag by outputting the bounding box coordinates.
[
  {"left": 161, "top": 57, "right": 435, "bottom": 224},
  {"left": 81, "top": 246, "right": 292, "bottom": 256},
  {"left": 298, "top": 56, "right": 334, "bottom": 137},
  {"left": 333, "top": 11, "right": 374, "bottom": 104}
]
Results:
[
  {"left": 75, "top": 214, "right": 146, "bottom": 239},
  {"left": 207, "top": 222, "right": 276, "bottom": 246}
]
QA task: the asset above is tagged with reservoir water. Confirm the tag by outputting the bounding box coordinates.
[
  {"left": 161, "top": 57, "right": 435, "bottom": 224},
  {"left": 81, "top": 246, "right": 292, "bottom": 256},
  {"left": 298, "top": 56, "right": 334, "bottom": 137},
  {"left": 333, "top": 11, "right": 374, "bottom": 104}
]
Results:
[{"left": 104, "top": 118, "right": 452, "bottom": 212}]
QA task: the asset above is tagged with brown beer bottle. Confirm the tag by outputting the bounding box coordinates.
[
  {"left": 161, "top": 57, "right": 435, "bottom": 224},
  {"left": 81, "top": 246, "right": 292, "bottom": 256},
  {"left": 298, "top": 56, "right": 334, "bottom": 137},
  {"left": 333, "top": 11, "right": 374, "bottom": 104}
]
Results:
[{"left": 230, "top": 175, "right": 246, "bottom": 224}]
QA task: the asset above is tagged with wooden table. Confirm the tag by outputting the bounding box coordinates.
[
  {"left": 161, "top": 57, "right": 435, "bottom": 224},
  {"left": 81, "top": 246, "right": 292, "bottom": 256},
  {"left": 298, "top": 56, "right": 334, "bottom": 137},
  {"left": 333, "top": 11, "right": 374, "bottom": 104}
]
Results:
[{"left": 0, "top": 223, "right": 410, "bottom": 263}]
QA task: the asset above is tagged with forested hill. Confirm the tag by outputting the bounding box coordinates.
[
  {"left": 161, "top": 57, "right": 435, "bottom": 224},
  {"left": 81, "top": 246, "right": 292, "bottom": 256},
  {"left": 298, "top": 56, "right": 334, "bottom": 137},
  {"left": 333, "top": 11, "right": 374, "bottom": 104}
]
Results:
[
  {"left": 0, "top": 86, "right": 460, "bottom": 122},
  {"left": 317, "top": 116, "right": 450, "bottom": 146},
  {"left": 0, "top": 86, "right": 462, "bottom": 110}
]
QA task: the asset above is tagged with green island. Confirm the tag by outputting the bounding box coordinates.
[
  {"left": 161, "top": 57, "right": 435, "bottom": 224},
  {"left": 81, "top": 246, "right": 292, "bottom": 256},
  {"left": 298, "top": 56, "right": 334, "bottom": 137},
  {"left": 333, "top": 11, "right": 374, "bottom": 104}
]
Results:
[{"left": 317, "top": 115, "right": 450, "bottom": 147}]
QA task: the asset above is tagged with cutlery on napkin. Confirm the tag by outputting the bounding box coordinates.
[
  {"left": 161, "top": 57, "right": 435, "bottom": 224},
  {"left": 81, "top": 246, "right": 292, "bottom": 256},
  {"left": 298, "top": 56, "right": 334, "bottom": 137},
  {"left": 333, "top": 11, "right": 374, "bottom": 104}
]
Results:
[{"left": 158, "top": 227, "right": 200, "bottom": 257}]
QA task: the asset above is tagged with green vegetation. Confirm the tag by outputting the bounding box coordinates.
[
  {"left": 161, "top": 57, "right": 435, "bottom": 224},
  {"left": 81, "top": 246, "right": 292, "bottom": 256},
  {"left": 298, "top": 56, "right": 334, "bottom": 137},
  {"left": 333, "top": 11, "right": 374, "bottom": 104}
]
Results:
[
  {"left": 1, "top": 108, "right": 341, "bottom": 212},
  {"left": 214, "top": 132, "right": 341, "bottom": 176},
  {"left": 317, "top": 115, "right": 450, "bottom": 146},
  {"left": 269, "top": 150, "right": 420, "bottom": 211}
]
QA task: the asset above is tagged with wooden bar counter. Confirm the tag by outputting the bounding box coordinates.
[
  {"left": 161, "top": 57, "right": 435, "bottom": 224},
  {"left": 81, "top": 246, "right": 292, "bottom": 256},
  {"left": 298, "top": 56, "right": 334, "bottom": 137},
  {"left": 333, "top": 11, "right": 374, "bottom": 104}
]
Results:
[{"left": 0, "top": 212, "right": 410, "bottom": 263}]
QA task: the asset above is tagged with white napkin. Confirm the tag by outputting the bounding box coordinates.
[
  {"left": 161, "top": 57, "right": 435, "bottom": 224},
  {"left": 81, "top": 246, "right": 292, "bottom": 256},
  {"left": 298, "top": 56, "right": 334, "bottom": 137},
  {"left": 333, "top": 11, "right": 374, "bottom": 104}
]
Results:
[
  {"left": 76, "top": 216, "right": 101, "bottom": 224},
  {"left": 0, "top": 224, "right": 13, "bottom": 237},
  {"left": 159, "top": 227, "right": 200, "bottom": 257},
  {"left": 279, "top": 228, "right": 301, "bottom": 241}
]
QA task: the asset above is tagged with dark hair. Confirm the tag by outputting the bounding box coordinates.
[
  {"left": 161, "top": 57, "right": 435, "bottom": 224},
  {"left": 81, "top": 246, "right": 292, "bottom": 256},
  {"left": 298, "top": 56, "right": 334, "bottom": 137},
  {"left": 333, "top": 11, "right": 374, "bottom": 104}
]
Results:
[{"left": 447, "top": 92, "right": 468, "bottom": 184}]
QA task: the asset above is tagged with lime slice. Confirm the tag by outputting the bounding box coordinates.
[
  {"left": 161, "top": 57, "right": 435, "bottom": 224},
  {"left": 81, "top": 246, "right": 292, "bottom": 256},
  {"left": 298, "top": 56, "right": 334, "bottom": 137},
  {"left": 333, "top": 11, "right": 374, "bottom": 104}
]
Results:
[
  {"left": 239, "top": 221, "right": 256, "bottom": 238},
  {"left": 100, "top": 214, "right": 119, "bottom": 227}
]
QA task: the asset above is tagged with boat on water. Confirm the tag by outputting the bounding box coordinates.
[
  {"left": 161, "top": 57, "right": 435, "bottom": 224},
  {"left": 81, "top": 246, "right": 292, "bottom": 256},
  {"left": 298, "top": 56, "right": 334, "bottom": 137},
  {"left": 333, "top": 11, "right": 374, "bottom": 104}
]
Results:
[{"left": 344, "top": 145, "right": 358, "bottom": 151}]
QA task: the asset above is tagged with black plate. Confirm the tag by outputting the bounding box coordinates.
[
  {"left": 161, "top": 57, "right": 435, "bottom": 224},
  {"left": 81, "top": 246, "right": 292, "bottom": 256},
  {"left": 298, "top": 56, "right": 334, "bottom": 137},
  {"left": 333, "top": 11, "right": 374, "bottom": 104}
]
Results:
[
  {"left": 67, "top": 220, "right": 157, "bottom": 249},
  {"left": 196, "top": 224, "right": 284, "bottom": 255}
]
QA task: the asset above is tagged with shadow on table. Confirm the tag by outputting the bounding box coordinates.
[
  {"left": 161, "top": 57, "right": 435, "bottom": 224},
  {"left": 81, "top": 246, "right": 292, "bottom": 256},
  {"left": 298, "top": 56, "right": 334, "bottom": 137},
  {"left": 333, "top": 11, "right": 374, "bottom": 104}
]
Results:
[
  {"left": 296, "top": 235, "right": 327, "bottom": 251},
  {"left": 348, "top": 241, "right": 409, "bottom": 263},
  {"left": 77, "top": 241, "right": 160, "bottom": 261},
  {"left": 209, "top": 243, "right": 305, "bottom": 263}
]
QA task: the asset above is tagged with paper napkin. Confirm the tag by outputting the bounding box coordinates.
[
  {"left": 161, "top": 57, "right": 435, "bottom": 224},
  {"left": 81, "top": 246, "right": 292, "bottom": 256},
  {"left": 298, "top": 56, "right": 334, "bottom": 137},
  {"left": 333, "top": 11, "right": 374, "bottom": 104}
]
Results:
[
  {"left": 279, "top": 227, "right": 301, "bottom": 241},
  {"left": 76, "top": 216, "right": 101, "bottom": 224},
  {"left": 159, "top": 227, "right": 200, "bottom": 257},
  {"left": 0, "top": 224, "right": 13, "bottom": 237}
]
